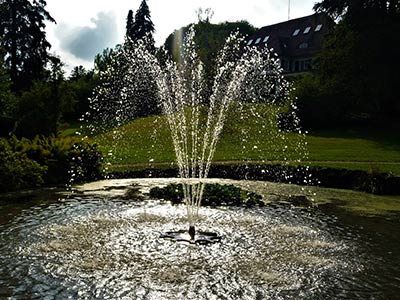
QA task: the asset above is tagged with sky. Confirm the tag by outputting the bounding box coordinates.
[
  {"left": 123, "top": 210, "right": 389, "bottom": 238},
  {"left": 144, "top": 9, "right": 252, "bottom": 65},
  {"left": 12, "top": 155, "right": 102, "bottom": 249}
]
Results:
[{"left": 45, "top": 0, "right": 318, "bottom": 74}]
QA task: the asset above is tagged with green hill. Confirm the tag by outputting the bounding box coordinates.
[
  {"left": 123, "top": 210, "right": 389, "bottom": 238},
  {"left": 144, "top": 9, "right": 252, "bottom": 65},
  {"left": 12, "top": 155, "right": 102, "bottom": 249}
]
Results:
[{"left": 83, "top": 103, "right": 400, "bottom": 175}]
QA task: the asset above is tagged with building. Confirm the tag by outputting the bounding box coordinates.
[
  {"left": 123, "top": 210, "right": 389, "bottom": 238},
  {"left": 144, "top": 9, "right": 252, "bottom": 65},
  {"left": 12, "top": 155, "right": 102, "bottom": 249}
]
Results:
[{"left": 246, "top": 13, "right": 334, "bottom": 74}]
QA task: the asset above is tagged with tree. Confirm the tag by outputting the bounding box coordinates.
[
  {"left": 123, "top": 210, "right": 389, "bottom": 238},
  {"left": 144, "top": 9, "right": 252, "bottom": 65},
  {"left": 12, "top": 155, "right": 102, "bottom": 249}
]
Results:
[
  {"left": 70, "top": 66, "right": 87, "bottom": 81},
  {"left": 66, "top": 66, "right": 96, "bottom": 120},
  {"left": 294, "top": 0, "right": 400, "bottom": 127},
  {"left": 131, "top": 0, "right": 155, "bottom": 53},
  {"left": 0, "top": 50, "right": 17, "bottom": 136},
  {"left": 13, "top": 56, "right": 76, "bottom": 137},
  {"left": 164, "top": 21, "right": 257, "bottom": 101},
  {"left": 94, "top": 47, "right": 116, "bottom": 75},
  {"left": 126, "top": 9, "right": 135, "bottom": 40},
  {"left": 314, "top": 0, "right": 399, "bottom": 22},
  {"left": 195, "top": 7, "right": 214, "bottom": 23},
  {"left": 0, "top": 50, "right": 13, "bottom": 116},
  {"left": 107, "top": 0, "right": 160, "bottom": 118},
  {"left": 0, "top": 0, "right": 56, "bottom": 92}
]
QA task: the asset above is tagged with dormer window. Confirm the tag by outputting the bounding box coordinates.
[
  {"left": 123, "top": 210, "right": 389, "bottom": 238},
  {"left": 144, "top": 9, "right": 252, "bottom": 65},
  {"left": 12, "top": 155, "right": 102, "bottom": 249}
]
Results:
[
  {"left": 315, "top": 24, "right": 323, "bottom": 31},
  {"left": 292, "top": 29, "right": 300, "bottom": 36},
  {"left": 299, "top": 42, "right": 308, "bottom": 49},
  {"left": 304, "top": 26, "right": 311, "bottom": 34},
  {"left": 263, "top": 36, "right": 269, "bottom": 43},
  {"left": 255, "top": 37, "right": 261, "bottom": 44},
  {"left": 247, "top": 39, "right": 253, "bottom": 45}
]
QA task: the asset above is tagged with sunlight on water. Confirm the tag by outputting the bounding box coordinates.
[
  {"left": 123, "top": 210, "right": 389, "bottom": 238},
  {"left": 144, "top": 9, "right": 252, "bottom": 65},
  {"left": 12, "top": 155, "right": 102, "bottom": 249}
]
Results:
[{"left": 0, "top": 179, "right": 367, "bottom": 299}]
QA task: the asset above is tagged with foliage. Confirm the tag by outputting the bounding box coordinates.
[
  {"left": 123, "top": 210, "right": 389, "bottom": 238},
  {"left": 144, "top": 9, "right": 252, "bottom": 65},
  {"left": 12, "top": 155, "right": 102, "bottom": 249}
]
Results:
[
  {"left": 92, "top": 0, "right": 160, "bottom": 121},
  {"left": 165, "top": 21, "right": 256, "bottom": 65},
  {"left": 149, "top": 183, "right": 264, "bottom": 207},
  {"left": 94, "top": 48, "right": 116, "bottom": 75},
  {"left": 0, "top": 0, "right": 55, "bottom": 91},
  {"left": 9, "top": 55, "right": 82, "bottom": 137},
  {"left": 314, "top": 0, "right": 399, "bottom": 22},
  {"left": 0, "top": 137, "right": 46, "bottom": 192},
  {"left": 164, "top": 21, "right": 257, "bottom": 99},
  {"left": 126, "top": 10, "right": 135, "bottom": 40},
  {"left": 149, "top": 184, "right": 183, "bottom": 204},
  {"left": 7, "top": 135, "right": 103, "bottom": 187},
  {"left": 292, "top": 73, "right": 339, "bottom": 127},
  {"left": 65, "top": 66, "right": 97, "bottom": 120},
  {"left": 91, "top": 38, "right": 161, "bottom": 125},
  {"left": 13, "top": 79, "right": 74, "bottom": 137},
  {"left": 67, "top": 141, "right": 104, "bottom": 184},
  {"left": 0, "top": 53, "right": 17, "bottom": 123},
  {"left": 128, "top": 0, "right": 155, "bottom": 53},
  {"left": 297, "top": 0, "right": 400, "bottom": 126}
]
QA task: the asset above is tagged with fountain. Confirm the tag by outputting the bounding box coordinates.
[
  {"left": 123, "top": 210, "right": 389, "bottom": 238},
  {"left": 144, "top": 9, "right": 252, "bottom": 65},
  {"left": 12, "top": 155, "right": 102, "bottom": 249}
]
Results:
[
  {"left": 156, "top": 28, "right": 290, "bottom": 241},
  {"left": 1, "top": 23, "right": 399, "bottom": 300},
  {"left": 91, "top": 26, "right": 294, "bottom": 242}
]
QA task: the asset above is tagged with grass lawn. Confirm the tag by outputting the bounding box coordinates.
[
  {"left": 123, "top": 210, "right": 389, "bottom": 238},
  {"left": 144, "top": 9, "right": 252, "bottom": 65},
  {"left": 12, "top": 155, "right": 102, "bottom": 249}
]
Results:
[{"left": 63, "top": 103, "right": 400, "bottom": 175}]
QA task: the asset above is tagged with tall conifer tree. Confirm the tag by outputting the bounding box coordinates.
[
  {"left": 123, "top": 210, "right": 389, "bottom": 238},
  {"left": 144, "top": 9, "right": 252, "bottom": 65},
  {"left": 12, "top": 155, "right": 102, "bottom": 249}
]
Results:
[
  {"left": 132, "top": 0, "right": 155, "bottom": 53},
  {"left": 126, "top": 9, "right": 135, "bottom": 41},
  {"left": 0, "top": 0, "right": 55, "bottom": 91}
]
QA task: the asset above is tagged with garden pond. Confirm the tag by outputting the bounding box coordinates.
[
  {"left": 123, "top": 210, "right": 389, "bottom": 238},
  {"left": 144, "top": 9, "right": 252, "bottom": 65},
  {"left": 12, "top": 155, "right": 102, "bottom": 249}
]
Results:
[{"left": 0, "top": 178, "right": 399, "bottom": 299}]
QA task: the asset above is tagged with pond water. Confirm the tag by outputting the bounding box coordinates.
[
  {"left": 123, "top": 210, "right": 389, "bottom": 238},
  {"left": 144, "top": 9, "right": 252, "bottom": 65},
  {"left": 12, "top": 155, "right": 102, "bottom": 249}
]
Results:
[{"left": 0, "top": 178, "right": 399, "bottom": 299}]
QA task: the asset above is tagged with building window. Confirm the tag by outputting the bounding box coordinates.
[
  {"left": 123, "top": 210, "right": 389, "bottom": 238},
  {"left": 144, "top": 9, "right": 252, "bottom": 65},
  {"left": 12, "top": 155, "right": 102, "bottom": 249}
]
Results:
[
  {"left": 255, "top": 37, "right": 261, "bottom": 44},
  {"left": 263, "top": 35, "right": 269, "bottom": 43},
  {"left": 247, "top": 39, "right": 253, "bottom": 45},
  {"left": 315, "top": 24, "right": 323, "bottom": 31},
  {"left": 299, "top": 42, "right": 308, "bottom": 49},
  {"left": 292, "top": 29, "right": 300, "bottom": 36},
  {"left": 303, "top": 26, "right": 311, "bottom": 34}
]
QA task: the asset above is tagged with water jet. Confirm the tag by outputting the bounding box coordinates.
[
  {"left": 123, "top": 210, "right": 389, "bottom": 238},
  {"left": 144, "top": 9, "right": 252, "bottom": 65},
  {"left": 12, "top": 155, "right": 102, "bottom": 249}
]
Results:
[{"left": 149, "top": 27, "right": 292, "bottom": 239}]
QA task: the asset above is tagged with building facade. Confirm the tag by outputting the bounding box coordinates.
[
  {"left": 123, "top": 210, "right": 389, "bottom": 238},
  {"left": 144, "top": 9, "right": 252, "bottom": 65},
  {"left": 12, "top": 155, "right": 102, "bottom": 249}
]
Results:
[{"left": 247, "top": 14, "right": 334, "bottom": 74}]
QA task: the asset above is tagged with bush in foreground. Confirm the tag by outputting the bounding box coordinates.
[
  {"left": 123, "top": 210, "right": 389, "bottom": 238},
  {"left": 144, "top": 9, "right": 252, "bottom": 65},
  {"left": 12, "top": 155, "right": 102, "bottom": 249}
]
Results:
[
  {"left": 0, "top": 136, "right": 104, "bottom": 192},
  {"left": 149, "top": 183, "right": 264, "bottom": 207},
  {"left": 0, "top": 138, "right": 46, "bottom": 192}
]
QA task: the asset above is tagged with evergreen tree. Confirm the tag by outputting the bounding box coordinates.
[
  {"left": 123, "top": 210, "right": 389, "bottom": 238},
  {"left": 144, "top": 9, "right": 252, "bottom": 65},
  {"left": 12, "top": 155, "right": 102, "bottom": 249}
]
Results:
[
  {"left": 70, "top": 66, "right": 87, "bottom": 81},
  {"left": 94, "top": 47, "right": 116, "bottom": 75},
  {"left": 0, "top": 0, "right": 55, "bottom": 92},
  {"left": 132, "top": 0, "right": 155, "bottom": 53},
  {"left": 126, "top": 10, "right": 134, "bottom": 41}
]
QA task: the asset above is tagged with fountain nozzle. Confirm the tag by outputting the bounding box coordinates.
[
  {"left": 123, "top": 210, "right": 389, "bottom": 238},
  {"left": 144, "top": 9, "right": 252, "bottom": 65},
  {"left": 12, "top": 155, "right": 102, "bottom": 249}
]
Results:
[{"left": 188, "top": 226, "right": 196, "bottom": 240}]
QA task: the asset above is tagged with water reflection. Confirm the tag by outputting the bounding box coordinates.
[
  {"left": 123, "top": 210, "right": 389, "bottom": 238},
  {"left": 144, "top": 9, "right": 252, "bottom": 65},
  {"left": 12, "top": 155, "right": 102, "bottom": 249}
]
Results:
[{"left": 0, "top": 178, "right": 399, "bottom": 299}]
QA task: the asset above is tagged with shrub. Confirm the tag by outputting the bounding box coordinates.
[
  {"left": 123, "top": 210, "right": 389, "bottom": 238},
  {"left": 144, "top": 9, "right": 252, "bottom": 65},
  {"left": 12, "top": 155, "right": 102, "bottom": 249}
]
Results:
[
  {"left": 68, "top": 141, "right": 104, "bottom": 183},
  {"left": 0, "top": 136, "right": 104, "bottom": 191},
  {"left": 0, "top": 138, "right": 46, "bottom": 192},
  {"left": 149, "top": 183, "right": 264, "bottom": 207}
]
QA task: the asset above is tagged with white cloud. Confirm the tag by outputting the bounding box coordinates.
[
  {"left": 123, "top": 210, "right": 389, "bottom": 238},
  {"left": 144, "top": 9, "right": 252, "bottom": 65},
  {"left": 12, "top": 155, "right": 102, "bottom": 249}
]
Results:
[{"left": 55, "top": 11, "right": 118, "bottom": 61}]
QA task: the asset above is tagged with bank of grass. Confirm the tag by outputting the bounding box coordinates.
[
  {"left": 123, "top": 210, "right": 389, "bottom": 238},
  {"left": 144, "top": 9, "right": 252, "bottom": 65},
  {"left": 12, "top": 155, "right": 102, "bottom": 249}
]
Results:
[
  {"left": 65, "top": 103, "right": 400, "bottom": 175},
  {"left": 312, "top": 186, "right": 400, "bottom": 219}
]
